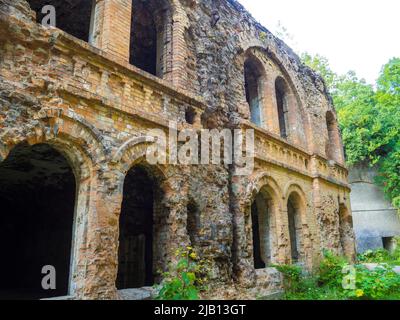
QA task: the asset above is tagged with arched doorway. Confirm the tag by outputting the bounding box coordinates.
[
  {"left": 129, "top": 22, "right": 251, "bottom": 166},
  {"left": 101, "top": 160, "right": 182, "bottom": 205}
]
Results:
[
  {"left": 116, "top": 164, "right": 167, "bottom": 289},
  {"left": 251, "top": 187, "right": 275, "bottom": 269},
  {"left": 130, "top": 0, "right": 172, "bottom": 77},
  {"left": 287, "top": 193, "right": 304, "bottom": 263},
  {"left": 0, "top": 143, "right": 76, "bottom": 299}
]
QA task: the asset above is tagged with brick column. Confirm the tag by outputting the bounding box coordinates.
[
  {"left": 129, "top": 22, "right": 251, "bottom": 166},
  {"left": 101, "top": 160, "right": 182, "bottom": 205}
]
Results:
[
  {"left": 168, "top": 4, "right": 190, "bottom": 89},
  {"left": 91, "top": 0, "right": 132, "bottom": 62}
]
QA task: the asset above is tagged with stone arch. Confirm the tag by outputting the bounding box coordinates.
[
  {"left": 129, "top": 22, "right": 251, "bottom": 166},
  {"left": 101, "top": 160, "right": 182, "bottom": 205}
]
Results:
[
  {"left": 116, "top": 157, "right": 172, "bottom": 290},
  {"left": 112, "top": 136, "right": 155, "bottom": 162},
  {"left": 237, "top": 45, "right": 311, "bottom": 150},
  {"left": 338, "top": 204, "right": 355, "bottom": 261},
  {"left": 33, "top": 107, "right": 107, "bottom": 165},
  {"left": 285, "top": 186, "right": 308, "bottom": 264},
  {"left": 0, "top": 142, "right": 79, "bottom": 299},
  {"left": 1, "top": 109, "right": 105, "bottom": 179},
  {"left": 112, "top": 138, "right": 162, "bottom": 176},
  {"left": 0, "top": 112, "right": 104, "bottom": 298},
  {"left": 246, "top": 173, "right": 283, "bottom": 206},
  {"left": 273, "top": 74, "right": 310, "bottom": 148},
  {"left": 244, "top": 51, "right": 266, "bottom": 127},
  {"left": 245, "top": 173, "right": 283, "bottom": 268},
  {"left": 284, "top": 183, "right": 309, "bottom": 206},
  {"left": 264, "top": 47, "right": 312, "bottom": 149}
]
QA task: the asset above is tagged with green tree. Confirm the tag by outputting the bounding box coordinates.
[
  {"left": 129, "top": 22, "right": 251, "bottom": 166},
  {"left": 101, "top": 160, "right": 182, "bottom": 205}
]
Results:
[
  {"left": 374, "top": 58, "right": 400, "bottom": 208},
  {"left": 302, "top": 55, "right": 400, "bottom": 209},
  {"left": 301, "top": 53, "right": 337, "bottom": 90}
]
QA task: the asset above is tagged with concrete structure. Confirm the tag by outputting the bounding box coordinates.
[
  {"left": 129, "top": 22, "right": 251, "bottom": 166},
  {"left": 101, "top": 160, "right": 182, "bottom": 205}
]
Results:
[
  {"left": 0, "top": 0, "right": 355, "bottom": 300},
  {"left": 349, "top": 164, "right": 400, "bottom": 253}
]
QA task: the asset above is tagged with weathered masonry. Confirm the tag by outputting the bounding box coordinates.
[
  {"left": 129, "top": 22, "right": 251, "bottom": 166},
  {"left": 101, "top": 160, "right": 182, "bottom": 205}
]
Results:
[
  {"left": 0, "top": 0, "right": 355, "bottom": 299},
  {"left": 349, "top": 164, "right": 400, "bottom": 253}
]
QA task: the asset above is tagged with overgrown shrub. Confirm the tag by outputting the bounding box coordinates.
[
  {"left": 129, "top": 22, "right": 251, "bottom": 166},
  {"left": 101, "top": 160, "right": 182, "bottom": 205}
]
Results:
[
  {"left": 358, "top": 249, "right": 393, "bottom": 263},
  {"left": 156, "top": 247, "right": 209, "bottom": 300},
  {"left": 272, "top": 264, "right": 303, "bottom": 293},
  {"left": 274, "top": 250, "right": 400, "bottom": 300},
  {"left": 358, "top": 244, "right": 400, "bottom": 265},
  {"left": 273, "top": 261, "right": 346, "bottom": 300},
  {"left": 345, "top": 264, "right": 400, "bottom": 300},
  {"left": 318, "top": 250, "right": 348, "bottom": 287}
]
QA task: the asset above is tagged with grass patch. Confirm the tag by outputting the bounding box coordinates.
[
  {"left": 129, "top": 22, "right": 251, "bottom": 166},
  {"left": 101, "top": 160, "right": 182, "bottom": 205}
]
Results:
[{"left": 275, "top": 249, "right": 400, "bottom": 300}]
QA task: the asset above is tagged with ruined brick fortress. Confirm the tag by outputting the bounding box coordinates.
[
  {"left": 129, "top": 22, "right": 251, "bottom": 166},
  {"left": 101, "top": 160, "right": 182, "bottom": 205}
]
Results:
[{"left": 0, "top": 0, "right": 355, "bottom": 299}]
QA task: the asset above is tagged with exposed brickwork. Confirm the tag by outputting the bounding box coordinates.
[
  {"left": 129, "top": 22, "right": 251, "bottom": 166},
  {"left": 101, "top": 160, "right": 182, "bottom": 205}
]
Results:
[{"left": 0, "top": 0, "right": 355, "bottom": 300}]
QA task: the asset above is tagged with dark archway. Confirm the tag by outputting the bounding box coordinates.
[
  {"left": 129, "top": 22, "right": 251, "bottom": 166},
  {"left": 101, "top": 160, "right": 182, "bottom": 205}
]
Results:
[
  {"left": 130, "top": 0, "right": 171, "bottom": 77},
  {"left": 0, "top": 143, "right": 76, "bottom": 299},
  {"left": 27, "top": 0, "right": 95, "bottom": 42},
  {"left": 244, "top": 57, "right": 263, "bottom": 126},
  {"left": 275, "top": 77, "right": 289, "bottom": 139},
  {"left": 251, "top": 189, "right": 274, "bottom": 269},
  {"left": 117, "top": 164, "right": 167, "bottom": 289}
]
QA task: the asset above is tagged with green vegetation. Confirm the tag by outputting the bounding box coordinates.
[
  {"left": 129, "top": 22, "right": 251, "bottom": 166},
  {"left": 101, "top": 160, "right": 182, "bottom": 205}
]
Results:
[
  {"left": 302, "top": 55, "right": 400, "bottom": 209},
  {"left": 156, "top": 247, "right": 209, "bottom": 300},
  {"left": 358, "top": 245, "right": 400, "bottom": 266},
  {"left": 275, "top": 250, "right": 400, "bottom": 300}
]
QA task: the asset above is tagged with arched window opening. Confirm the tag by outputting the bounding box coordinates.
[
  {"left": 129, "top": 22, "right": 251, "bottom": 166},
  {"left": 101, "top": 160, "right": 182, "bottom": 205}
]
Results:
[
  {"left": 339, "top": 205, "right": 354, "bottom": 260},
  {"left": 185, "top": 107, "right": 197, "bottom": 125},
  {"left": 244, "top": 58, "right": 263, "bottom": 126},
  {"left": 27, "top": 0, "right": 95, "bottom": 43},
  {"left": 326, "top": 111, "right": 338, "bottom": 161},
  {"left": 0, "top": 143, "right": 76, "bottom": 299},
  {"left": 287, "top": 194, "right": 303, "bottom": 263},
  {"left": 117, "top": 164, "right": 167, "bottom": 289},
  {"left": 275, "top": 77, "right": 289, "bottom": 139},
  {"left": 187, "top": 200, "right": 200, "bottom": 246},
  {"left": 251, "top": 189, "right": 274, "bottom": 269},
  {"left": 130, "top": 0, "right": 171, "bottom": 77},
  {"left": 383, "top": 237, "right": 396, "bottom": 253}
]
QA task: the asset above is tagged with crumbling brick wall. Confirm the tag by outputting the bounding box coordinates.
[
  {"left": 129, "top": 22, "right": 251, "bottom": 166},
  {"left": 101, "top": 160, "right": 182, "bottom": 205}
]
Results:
[{"left": 0, "top": 0, "right": 355, "bottom": 300}]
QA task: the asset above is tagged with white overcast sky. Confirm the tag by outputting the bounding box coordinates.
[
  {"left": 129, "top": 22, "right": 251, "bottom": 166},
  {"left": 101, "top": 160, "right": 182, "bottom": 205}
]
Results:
[{"left": 239, "top": 0, "right": 400, "bottom": 84}]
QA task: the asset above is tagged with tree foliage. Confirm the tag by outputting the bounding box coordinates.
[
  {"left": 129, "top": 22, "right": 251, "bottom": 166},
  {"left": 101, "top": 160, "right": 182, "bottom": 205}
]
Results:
[{"left": 302, "top": 55, "right": 400, "bottom": 209}]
